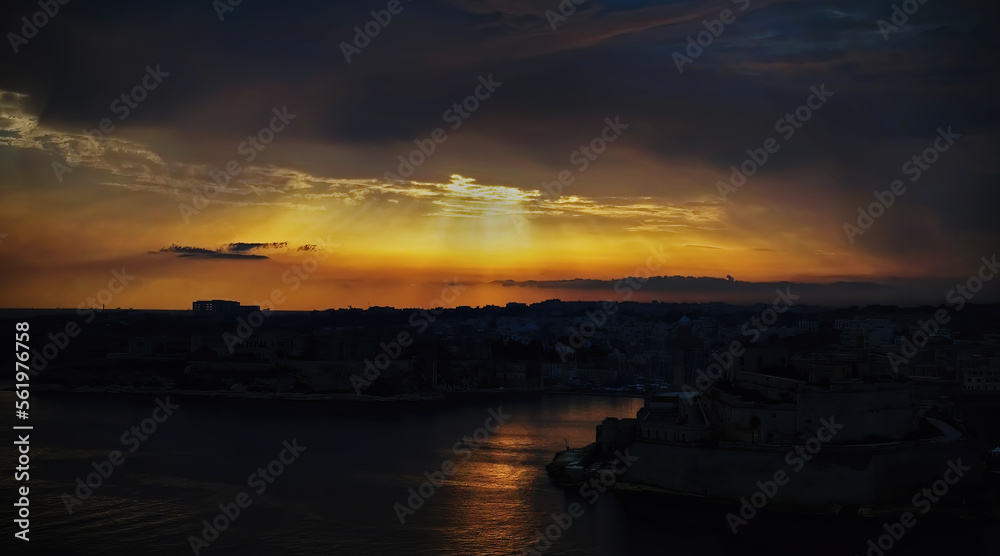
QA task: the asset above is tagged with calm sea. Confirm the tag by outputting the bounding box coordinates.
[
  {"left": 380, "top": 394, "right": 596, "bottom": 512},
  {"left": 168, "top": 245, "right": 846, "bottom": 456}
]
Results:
[{"left": 0, "top": 391, "right": 996, "bottom": 555}]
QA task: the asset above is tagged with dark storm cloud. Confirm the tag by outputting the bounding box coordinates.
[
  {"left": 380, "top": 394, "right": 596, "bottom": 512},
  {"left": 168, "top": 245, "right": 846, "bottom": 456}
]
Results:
[
  {"left": 495, "top": 275, "right": 892, "bottom": 295},
  {"left": 224, "top": 242, "right": 288, "bottom": 252},
  {"left": 151, "top": 244, "right": 273, "bottom": 259},
  {"left": 2, "top": 0, "right": 993, "bottom": 150},
  {"left": 492, "top": 275, "right": 996, "bottom": 306},
  {"left": 149, "top": 242, "right": 302, "bottom": 259}
]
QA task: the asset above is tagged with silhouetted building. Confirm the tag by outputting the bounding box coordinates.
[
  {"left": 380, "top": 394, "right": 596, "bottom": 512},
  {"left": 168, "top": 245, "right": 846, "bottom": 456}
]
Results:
[
  {"left": 192, "top": 300, "right": 260, "bottom": 318},
  {"left": 193, "top": 300, "right": 241, "bottom": 315}
]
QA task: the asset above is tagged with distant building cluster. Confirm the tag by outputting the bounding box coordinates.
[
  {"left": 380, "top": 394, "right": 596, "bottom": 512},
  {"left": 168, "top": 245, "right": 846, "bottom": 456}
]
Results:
[
  {"left": 28, "top": 299, "right": 1000, "bottom": 400},
  {"left": 192, "top": 300, "right": 260, "bottom": 316}
]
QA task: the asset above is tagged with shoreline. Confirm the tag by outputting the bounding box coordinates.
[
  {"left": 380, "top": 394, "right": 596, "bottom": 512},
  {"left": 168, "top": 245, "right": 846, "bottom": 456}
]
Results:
[{"left": 5, "top": 384, "right": 647, "bottom": 403}]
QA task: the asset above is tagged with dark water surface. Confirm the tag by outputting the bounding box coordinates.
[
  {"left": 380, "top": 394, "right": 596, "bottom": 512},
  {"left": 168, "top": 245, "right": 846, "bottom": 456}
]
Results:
[{"left": 1, "top": 391, "right": 997, "bottom": 555}]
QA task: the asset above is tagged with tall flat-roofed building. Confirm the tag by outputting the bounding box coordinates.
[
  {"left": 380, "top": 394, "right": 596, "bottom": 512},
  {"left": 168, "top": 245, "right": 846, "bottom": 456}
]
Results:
[{"left": 192, "top": 299, "right": 241, "bottom": 315}]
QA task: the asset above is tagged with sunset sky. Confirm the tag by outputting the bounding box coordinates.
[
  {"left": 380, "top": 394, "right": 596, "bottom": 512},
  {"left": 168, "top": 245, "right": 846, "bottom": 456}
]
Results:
[{"left": 1, "top": 0, "right": 997, "bottom": 309}]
